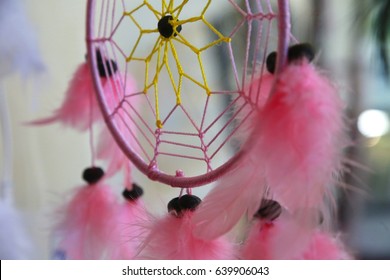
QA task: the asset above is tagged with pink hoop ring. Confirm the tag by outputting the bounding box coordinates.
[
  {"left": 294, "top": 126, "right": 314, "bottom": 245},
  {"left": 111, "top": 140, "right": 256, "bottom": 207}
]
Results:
[{"left": 86, "top": 0, "right": 290, "bottom": 188}]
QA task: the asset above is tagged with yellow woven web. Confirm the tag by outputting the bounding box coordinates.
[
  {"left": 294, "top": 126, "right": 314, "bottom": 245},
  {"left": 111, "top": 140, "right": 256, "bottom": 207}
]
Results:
[{"left": 123, "top": 0, "right": 231, "bottom": 129}]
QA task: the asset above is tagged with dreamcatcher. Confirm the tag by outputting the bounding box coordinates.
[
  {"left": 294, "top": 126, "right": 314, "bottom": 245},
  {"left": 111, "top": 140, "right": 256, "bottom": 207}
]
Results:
[{"left": 35, "top": 0, "right": 352, "bottom": 259}]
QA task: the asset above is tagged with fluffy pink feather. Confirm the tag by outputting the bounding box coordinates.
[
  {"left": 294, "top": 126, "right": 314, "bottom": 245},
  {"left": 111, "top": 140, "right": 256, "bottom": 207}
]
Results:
[
  {"left": 54, "top": 182, "right": 118, "bottom": 259},
  {"left": 193, "top": 61, "right": 346, "bottom": 240},
  {"left": 256, "top": 61, "right": 347, "bottom": 212},
  {"left": 138, "top": 212, "right": 235, "bottom": 260},
  {"left": 107, "top": 199, "right": 147, "bottom": 259},
  {"left": 303, "top": 231, "right": 352, "bottom": 260},
  {"left": 247, "top": 72, "right": 274, "bottom": 109},
  {"left": 29, "top": 62, "right": 103, "bottom": 131},
  {"left": 240, "top": 212, "right": 314, "bottom": 260}
]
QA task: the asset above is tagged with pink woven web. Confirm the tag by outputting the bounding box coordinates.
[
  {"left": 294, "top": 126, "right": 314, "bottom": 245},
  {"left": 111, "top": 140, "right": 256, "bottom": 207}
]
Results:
[{"left": 86, "top": 0, "right": 285, "bottom": 187}]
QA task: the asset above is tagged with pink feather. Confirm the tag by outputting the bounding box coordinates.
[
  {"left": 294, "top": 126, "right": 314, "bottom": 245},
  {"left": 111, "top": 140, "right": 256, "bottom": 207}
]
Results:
[
  {"left": 303, "top": 231, "right": 352, "bottom": 260},
  {"left": 247, "top": 72, "right": 274, "bottom": 109},
  {"left": 193, "top": 61, "right": 346, "bottom": 240},
  {"left": 240, "top": 212, "right": 314, "bottom": 260},
  {"left": 29, "top": 62, "right": 103, "bottom": 131},
  {"left": 192, "top": 162, "right": 266, "bottom": 240},
  {"left": 138, "top": 212, "right": 236, "bottom": 260},
  {"left": 54, "top": 182, "right": 118, "bottom": 259},
  {"left": 107, "top": 199, "right": 147, "bottom": 259},
  {"left": 256, "top": 61, "right": 347, "bottom": 212}
]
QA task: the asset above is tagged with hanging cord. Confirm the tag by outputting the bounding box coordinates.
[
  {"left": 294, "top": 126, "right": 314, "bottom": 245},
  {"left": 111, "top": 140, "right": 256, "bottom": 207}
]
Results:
[
  {"left": 0, "top": 82, "right": 14, "bottom": 205},
  {"left": 88, "top": 76, "right": 96, "bottom": 167}
]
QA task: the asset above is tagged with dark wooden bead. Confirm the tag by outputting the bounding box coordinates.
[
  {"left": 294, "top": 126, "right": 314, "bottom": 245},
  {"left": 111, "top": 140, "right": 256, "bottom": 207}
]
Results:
[
  {"left": 122, "top": 183, "right": 144, "bottom": 201},
  {"left": 82, "top": 167, "right": 104, "bottom": 184}
]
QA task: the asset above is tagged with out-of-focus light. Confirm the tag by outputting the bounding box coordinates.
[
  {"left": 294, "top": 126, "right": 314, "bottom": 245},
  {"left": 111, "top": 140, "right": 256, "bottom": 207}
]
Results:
[{"left": 357, "top": 109, "right": 390, "bottom": 138}]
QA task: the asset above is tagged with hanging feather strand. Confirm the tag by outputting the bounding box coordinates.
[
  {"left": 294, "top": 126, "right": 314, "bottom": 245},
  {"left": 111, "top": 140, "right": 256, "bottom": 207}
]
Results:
[
  {"left": 257, "top": 60, "right": 347, "bottom": 212},
  {"left": 107, "top": 184, "right": 147, "bottom": 260},
  {"left": 29, "top": 50, "right": 118, "bottom": 131},
  {"left": 138, "top": 195, "right": 235, "bottom": 260},
  {"left": 53, "top": 167, "right": 118, "bottom": 259},
  {"left": 241, "top": 205, "right": 350, "bottom": 259}
]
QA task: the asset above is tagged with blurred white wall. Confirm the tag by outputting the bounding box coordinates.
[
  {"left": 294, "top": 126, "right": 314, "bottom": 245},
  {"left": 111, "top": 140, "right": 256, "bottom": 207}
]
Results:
[{"left": 2, "top": 0, "right": 91, "bottom": 258}]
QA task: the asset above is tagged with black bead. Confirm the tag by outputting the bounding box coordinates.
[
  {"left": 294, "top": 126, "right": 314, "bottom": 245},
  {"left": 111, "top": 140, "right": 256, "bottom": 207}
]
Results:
[
  {"left": 96, "top": 49, "right": 118, "bottom": 78},
  {"left": 82, "top": 167, "right": 104, "bottom": 184},
  {"left": 178, "top": 194, "right": 201, "bottom": 212},
  {"left": 266, "top": 51, "right": 277, "bottom": 74},
  {"left": 122, "top": 183, "right": 144, "bottom": 201},
  {"left": 287, "top": 43, "right": 315, "bottom": 64},
  {"left": 265, "top": 43, "right": 315, "bottom": 74},
  {"left": 158, "top": 15, "right": 182, "bottom": 38},
  {"left": 254, "top": 199, "right": 282, "bottom": 221},
  {"left": 167, "top": 197, "right": 181, "bottom": 215},
  {"left": 167, "top": 194, "right": 201, "bottom": 217}
]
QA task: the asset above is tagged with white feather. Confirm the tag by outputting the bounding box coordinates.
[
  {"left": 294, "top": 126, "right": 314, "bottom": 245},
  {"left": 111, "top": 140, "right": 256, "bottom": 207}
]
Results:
[
  {"left": 0, "top": 200, "right": 33, "bottom": 259},
  {"left": 0, "top": 0, "right": 44, "bottom": 78}
]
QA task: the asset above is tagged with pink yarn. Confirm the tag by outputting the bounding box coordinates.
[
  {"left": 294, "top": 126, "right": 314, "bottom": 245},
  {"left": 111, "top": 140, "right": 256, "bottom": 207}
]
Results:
[
  {"left": 138, "top": 212, "right": 235, "bottom": 260},
  {"left": 54, "top": 182, "right": 117, "bottom": 259}
]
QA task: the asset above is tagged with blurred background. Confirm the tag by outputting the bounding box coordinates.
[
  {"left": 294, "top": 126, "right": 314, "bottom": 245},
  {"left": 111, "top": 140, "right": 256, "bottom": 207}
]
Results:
[{"left": 1, "top": 0, "right": 390, "bottom": 259}]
